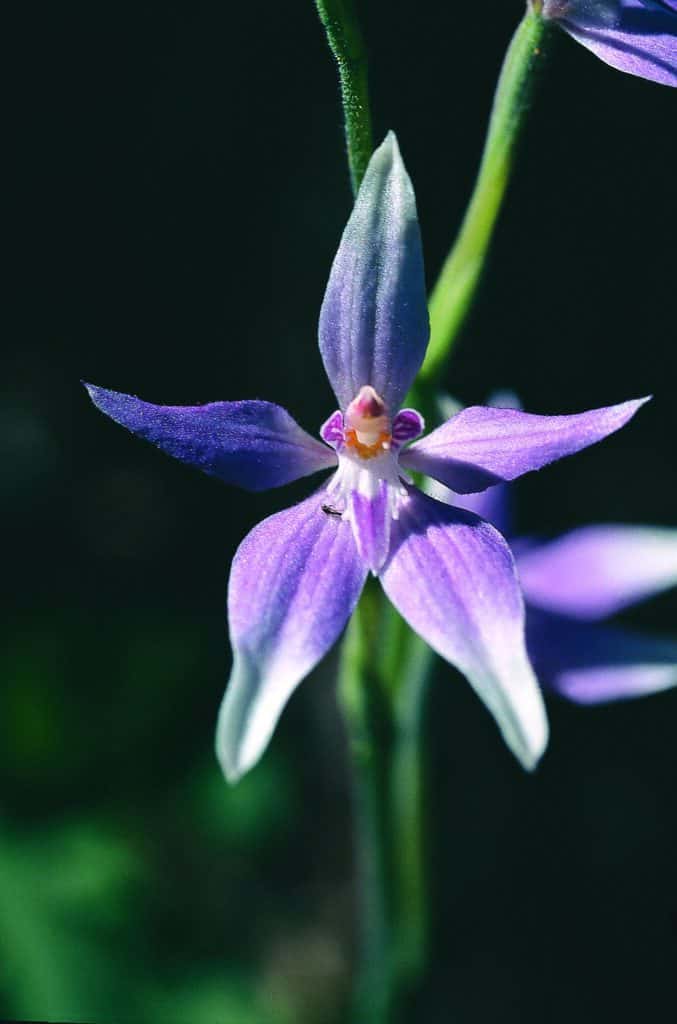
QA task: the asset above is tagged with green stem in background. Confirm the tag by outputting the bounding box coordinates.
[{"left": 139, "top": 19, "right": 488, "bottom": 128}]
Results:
[
  {"left": 338, "top": 590, "right": 393, "bottom": 1023},
  {"left": 338, "top": 587, "right": 435, "bottom": 1023},
  {"left": 315, "top": 0, "right": 373, "bottom": 195},
  {"left": 419, "top": 8, "right": 550, "bottom": 386},
  {"left": 395, "top": 16, "right": 553, "bottom": 922},
  {"left": 315, "top": 1, "right": 423, "bottom": 1016},
  {"left": 388, "top": 630, "right": 433, "bottom": 989}
]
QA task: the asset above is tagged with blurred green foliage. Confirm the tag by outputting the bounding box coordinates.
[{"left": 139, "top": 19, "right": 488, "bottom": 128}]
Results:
[{"left": 0, "top": 609, "right": 347, "bottom": 1023}]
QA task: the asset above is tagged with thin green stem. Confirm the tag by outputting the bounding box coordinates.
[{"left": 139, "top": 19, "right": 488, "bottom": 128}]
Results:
[
  {"left": 420, "top": 9, "right": 550, "bottom": 385},
  {"left": 315, "top": 0, "right": 373, "bottom": 194},
  {"left": 339, "top": 588, "right": 435, "bottom": 1022},
  {"left": 339, "top": 589, "right": 393, "bottom": 1023},
  {"left": 334, "top": 8, "right": 552, "bottom": 1018},
  {"left": 390, "top": 633, "right": 433, "bottom": 988}
]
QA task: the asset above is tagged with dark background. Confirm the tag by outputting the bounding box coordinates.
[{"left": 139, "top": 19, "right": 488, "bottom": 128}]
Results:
[{"left": 4, "top": 2, "right": 677, "bottom": 1021}]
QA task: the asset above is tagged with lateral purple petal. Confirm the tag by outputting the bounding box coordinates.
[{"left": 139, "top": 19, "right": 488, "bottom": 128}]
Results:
[
  {"left": 392, "top": 408, "right": 425, "bottom": 446},
  {"left": 527, "top": 611, "right": 677, "bottom": 704},
  {"left": 86, "top": 384, "right": 336, "bottom": 491},
  {"left": 400, "top": 398, "right": 648, "bottom": 493},
  {"left": 517, "top": 525, "right": 677, "bottom": 620},
  {"left": 320, "top": 410, "right": 344, "bottom": 447},
  {"left": 380, "top": 488, "right": 548, "bottom": 770},
  {"left": 428, "top": 389, "right": 519, "bottom": 534},
  {"left": 216, "top": 489, "right": 367, "bottom": 781},
  {"left": 318, "top": 132, "right": 430, "bottom": 413},
  {"left": 551, "top": 0, "right": 677, "bottom": 88}
]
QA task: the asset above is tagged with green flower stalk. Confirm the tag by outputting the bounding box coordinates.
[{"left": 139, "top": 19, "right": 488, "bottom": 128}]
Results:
[
  {"left": 312, "top": 4, "right": 554, "bottom": 1019},
  {"left": 420, "top": 8, "right": 550, "bottom": 386},
  {"left": 315, "top": 0, "right": 373, "bottom": 194}
]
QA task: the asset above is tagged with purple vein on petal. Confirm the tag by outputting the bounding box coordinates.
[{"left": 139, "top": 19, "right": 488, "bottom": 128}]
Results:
[
  {"left": 547, "top": 0, "right": 677, "bottom": 87},
  {"left": 318, "top": 132, "right": 430, "bottom": 413},
  {"left": 400, "top": 398, "right": 649, "bottom": 494},
  {"left": 380, "top": 487, "right": 548, "bottom": 770},
  {"left": 217, "top": 487, "right": 367, "bottom": 781}
]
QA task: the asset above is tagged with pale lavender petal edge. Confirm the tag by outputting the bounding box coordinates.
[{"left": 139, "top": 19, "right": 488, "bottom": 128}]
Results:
[
  {"left": 517, "top": 524, "right": 677, "bottom": 620},
  {"left": 217, "top": 488, "right": 367, "bottom": 781},
  {"left": 380, "top": 488, "right": 548, "bottom": 770},
  {"left": 400, "top": 398, "right": 649, "bottom": 494}
]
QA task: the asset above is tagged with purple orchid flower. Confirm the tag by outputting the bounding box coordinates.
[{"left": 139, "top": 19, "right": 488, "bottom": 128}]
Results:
[
  {"left": 450, "top": 411, "right": 677, "bottom": 705},
  {"left": 85, "top": 133, "right": 648, "bottom": 781},
  {"left": 520, "top": 527, "right": 677, "bottom": 702},
  {"left": 536, "top": 0, "right": 677, "bottom": 87}
]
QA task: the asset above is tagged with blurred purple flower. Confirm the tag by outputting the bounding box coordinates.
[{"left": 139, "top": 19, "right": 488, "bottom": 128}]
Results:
[
  {"left": 536, "top": 0, "right": 677, "bottom": 86},
  {"left": 520, "top": 526, "right": 677, "bottom": 702},
  {"left": 453, "top": 411, "right": 677, "bottom": 705},
  {"left": 86, "top": 134, "right": 647, "bottom": 780}
]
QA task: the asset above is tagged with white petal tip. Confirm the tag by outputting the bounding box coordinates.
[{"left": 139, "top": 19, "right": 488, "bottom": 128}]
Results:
[
  {"left": 224, "top": 764, "right": 245, "bottom": 786},
  {"left": 216, "top": 719, "right": 265, "bottom": 786},
  {"left": 221, "top": 763, "right": 243, "bottom": 786},
  {"left": 520, "top": 744, "right": 548, "bottom": 773},
  {"left": 367, "top": 131, "right": 406, "bottom": 183},
  {"left": 215, "top": 740, "right": 243, "bottom": 785},
  {"left": 503, "top": 690, "right": 550, "bottom": 773},
  {"left": 517, "top": 721, "right": 549, "bottom": 773},
  {"left": 216, "top": 735, "right": 257, "bottom": 786}
]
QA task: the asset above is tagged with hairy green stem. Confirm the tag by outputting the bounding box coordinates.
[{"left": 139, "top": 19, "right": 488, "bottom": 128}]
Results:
[
  {"left": 420, "top": 9, "right": 549, "bottom": 385},
  {"left": 315, "top": 0, "right": 373, "bottom": 195}
]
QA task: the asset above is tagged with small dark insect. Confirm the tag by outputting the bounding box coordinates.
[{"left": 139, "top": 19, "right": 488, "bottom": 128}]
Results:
[{"left": 321, "top": 504, "right": 343, "bottom": 518}]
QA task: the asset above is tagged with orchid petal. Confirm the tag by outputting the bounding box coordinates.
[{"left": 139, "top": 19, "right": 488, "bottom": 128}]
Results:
[
  {"left": 400, "top": 398, "right": 648, "bottom": 493},
  {"left": 428, "top": 391, "right": 518, "bottom": 534},
  {"left": 348, "top": 480, "right": 391, "bottom": 574},
  {"left": 392, "top": 409, "right": 425, "bottom": 446},
  {"left": 320, "top": 410, "right": 344, "bottom": 447},
  {"left": 318, "top": 132, "right": 429, "bottom": 413},
  {"left": 527, "top": 610, "right": 677, "bottom": 703},
  {"left": 548, "top": 1, "right": 677, "bottom": 88},
  {"left": 517, "top": 525, "right": 677, "bottom": 620},
  {"left": 217, "top": 489, "right": 367, "bottom": 781},
  {"left": 86, "top": 384, "right": 336, "bottom": 491},
  {"left": 380, "top": 488, "right": 548, "bottom": 770}
]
